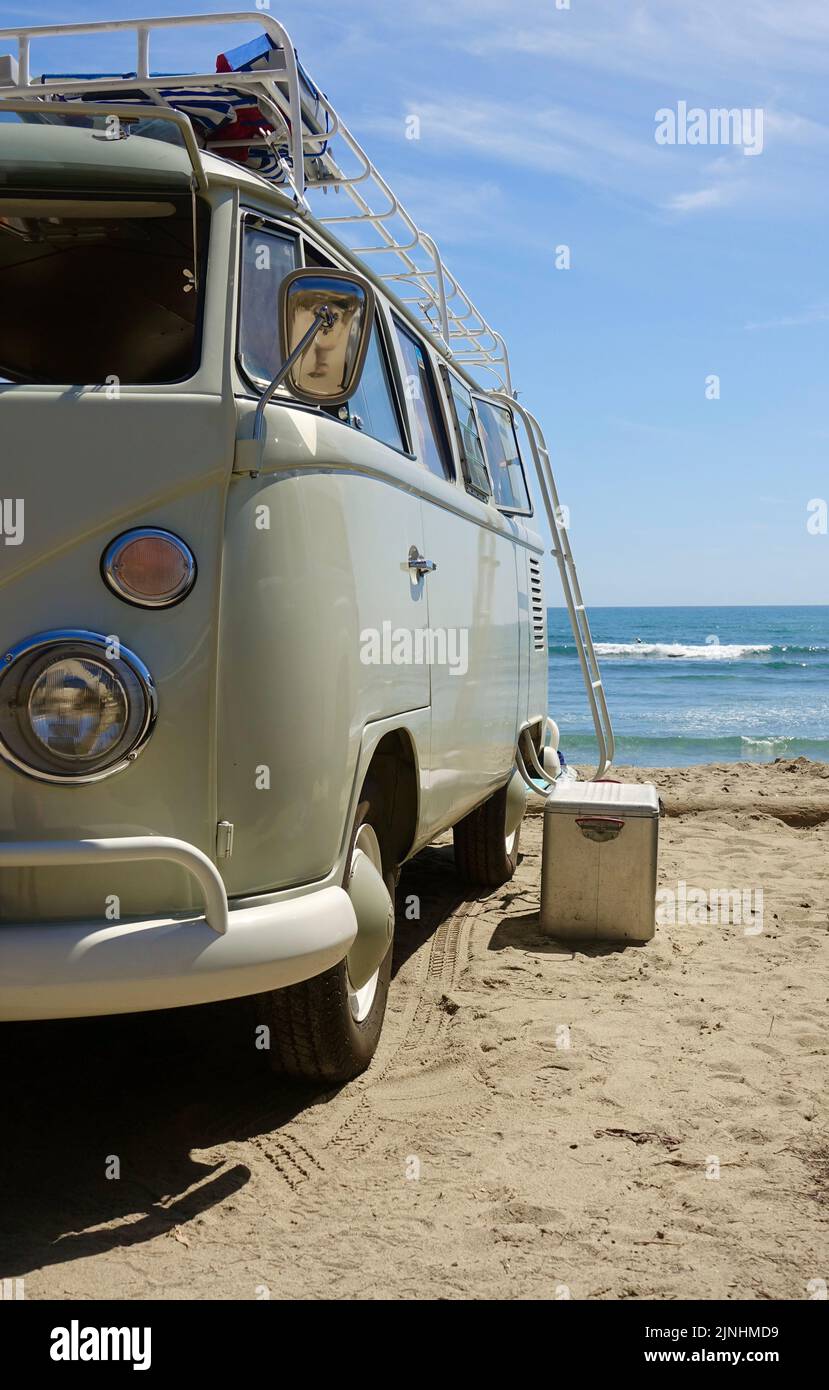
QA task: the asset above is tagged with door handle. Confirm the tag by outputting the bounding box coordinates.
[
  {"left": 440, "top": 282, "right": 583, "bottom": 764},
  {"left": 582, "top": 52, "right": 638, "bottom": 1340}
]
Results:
[{"left": 408, "top": 547, "right": 437, "bottom": 577}]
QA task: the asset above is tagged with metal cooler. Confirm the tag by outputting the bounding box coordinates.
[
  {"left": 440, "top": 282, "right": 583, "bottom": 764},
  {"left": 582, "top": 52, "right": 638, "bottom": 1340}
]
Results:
[{"left": 540, "top": 781, "right": 660, "bottom": 943}]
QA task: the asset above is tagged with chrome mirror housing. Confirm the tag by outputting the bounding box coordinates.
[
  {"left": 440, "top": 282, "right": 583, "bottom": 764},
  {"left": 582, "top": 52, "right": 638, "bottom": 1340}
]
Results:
[{"left": 278, "top": 268, "right": 375, "bottom": 407}]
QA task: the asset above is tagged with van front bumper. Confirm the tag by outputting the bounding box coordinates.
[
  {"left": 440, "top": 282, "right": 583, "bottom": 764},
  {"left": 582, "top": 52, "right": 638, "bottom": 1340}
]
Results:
[{"left": 0, "top": 836, "right": 357, "bottom": 1022}]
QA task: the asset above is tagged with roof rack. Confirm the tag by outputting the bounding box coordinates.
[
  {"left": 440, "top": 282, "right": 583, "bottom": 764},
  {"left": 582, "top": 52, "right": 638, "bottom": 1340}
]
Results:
[{"left": 0, "top": 10, "right": 513, "bottom": 392}]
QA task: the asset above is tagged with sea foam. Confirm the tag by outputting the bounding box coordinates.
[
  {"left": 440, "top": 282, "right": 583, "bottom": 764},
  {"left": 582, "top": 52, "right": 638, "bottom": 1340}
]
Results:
[{"left": 593, "top": 642, "right": 772, "bottom": 661}]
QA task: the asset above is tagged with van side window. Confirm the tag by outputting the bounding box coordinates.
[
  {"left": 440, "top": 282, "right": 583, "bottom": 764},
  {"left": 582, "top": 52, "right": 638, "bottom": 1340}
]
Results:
[
  {"left": 345, "top": 325, "right": 405, "bottom": 451},
  {"left": 304, "top": 239, "right": 334, "bottom": 270},
  {"left": 393, "top": 321, "right": 454, "bottom": 480},
  {"left": 442, "top": 369, "right": 492, "bottom": 501},
  {"left": 302, "top": 238, "right": 404, "bottom": 451},
  {"left": 475, "top": 399, "right": 532, "bottom": 513},
  {"left": 238, "top": 223, "right": 299, "bottom": 386}
]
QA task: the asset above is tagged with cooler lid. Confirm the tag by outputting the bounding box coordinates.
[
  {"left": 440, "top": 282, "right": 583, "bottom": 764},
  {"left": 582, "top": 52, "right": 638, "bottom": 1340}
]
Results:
[{"left": 544, "top": 780, "right": 660, "bottom": 819}]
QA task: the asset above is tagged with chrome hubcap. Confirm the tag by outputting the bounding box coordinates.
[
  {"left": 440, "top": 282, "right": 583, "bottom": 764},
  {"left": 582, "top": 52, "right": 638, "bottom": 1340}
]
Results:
[
  {"left": 345, "top": 822, "right": 393, "bottom": 1023},
  {"left": 348, "top": 969, "right": 380, "bottom": 1023},
  {"left": 505, "top": 768, "right": 527, "bottom": 857}
]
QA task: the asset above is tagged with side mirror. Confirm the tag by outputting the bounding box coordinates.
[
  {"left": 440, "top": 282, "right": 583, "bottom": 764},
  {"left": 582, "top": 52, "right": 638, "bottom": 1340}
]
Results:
[{"left": 279, "top": 268, "right": 375, "bottom": 407}]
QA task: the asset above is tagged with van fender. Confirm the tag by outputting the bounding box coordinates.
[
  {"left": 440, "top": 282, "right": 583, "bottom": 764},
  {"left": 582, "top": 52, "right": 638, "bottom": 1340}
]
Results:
[{"left": 338, "top": 709, "right": 429, "bottom": 880}]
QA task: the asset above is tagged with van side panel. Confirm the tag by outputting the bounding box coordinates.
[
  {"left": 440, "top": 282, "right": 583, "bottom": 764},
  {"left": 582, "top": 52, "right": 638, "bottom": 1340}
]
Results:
[
  {"left": 217, "top": 406, "right": 431, "bottom": 896},
  {"left": 416, "top": 485, "right": 521, "bottom": 836}
]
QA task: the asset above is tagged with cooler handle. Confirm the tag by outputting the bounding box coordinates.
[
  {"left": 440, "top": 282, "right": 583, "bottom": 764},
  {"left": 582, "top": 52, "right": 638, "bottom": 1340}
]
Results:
[{"left": 576, "top": 816, "right": 625, "bottom": 844}]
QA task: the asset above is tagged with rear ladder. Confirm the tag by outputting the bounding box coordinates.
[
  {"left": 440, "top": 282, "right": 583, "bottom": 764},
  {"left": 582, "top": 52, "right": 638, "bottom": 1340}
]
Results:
[{"left": 487, "top": 392, "right": 615, "bottom": 781}]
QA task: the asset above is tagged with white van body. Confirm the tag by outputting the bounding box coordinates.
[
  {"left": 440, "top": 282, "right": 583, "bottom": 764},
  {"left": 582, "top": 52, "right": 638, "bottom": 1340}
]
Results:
[{"left": 0, "top": 13, "right": 612, "bottom": 1080}]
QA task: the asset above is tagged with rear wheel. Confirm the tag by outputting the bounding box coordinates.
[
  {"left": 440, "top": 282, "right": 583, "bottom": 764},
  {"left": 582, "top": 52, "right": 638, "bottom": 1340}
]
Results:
[
  {"left": 453, "top": 771, "right": 527, "bottom": 888},
  {"left": 260, "top": 814, "right": 396, "bottom": 1084}
]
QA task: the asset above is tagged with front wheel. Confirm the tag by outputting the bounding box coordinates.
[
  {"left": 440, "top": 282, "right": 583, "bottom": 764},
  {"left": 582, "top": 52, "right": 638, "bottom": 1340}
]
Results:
[
  {"left": 453, "top": 771, "right": 527, "bottom": 889},
  {"left": 260, "top": 819, "right": 395, "bottom": 1083}
]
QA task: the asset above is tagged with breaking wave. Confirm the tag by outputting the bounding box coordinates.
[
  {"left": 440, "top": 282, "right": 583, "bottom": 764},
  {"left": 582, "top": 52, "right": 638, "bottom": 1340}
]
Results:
[{"left": 548, "top": 641, "right": 829, "bottom": 661}]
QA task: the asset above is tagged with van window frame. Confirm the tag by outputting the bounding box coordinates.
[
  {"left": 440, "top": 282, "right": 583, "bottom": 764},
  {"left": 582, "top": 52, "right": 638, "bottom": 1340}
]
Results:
[
  {"left": 235, "top": 210, "right": 301, "bottom": 395},
  {"left": 343, "top": 301, "right": 409, "bottom": 454},
  {"left": 472, "top": 395, "right": 534, "bottom": 518},
  {"left": 0, "top": 191, "right": 210, "bottom": 388},
  {"left": 391, "top": 314, "right": 456, "bottom": 483},
  {"left": 441, "top": 365, "right": 494, "bottom": 504}
]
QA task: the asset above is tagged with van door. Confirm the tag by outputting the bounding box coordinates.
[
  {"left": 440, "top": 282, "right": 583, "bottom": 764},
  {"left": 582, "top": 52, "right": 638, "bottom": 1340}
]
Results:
[
  {"left": 391, "top": 320, "right": 520, "bottom": 835},
  {"left": 221, "top": 230, "right": 429, "bottom": 894}
]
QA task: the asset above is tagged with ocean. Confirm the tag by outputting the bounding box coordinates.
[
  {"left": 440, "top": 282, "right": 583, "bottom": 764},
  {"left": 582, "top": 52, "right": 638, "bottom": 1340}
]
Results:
[{"left": 548, "top": 606, "right": 829, "bottom": 767}]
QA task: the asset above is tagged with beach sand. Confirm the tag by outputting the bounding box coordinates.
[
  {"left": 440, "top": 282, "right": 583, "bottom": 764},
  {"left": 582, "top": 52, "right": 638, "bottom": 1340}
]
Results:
[{"left": 3, "top": 759, "right": 827, "bottom": 1300}]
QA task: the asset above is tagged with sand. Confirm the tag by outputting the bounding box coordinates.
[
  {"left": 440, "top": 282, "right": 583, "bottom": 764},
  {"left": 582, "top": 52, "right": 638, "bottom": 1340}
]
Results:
[{"left": 2, "top": 758, "right": 827, "bottom": 1301}]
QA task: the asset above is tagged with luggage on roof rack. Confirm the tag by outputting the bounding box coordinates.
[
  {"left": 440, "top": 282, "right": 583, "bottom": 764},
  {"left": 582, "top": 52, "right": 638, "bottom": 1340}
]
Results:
[{"left": 32, "top": 33, "right": 334, "bottom": 183}]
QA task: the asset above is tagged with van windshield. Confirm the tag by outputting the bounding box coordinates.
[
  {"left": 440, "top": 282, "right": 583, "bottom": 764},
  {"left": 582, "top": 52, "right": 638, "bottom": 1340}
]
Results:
[{"left": 0, "top": 193, "right": 208, "bottom": 385}]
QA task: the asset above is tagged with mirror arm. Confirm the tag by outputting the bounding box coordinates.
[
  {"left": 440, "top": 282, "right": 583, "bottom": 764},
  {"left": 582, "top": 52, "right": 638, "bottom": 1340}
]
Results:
[
  {"left": 236, "top": 305, "right": 335, "bottom": 477},
  {"left": 252, "top": 306, "right": 335, "bottom": 444}
]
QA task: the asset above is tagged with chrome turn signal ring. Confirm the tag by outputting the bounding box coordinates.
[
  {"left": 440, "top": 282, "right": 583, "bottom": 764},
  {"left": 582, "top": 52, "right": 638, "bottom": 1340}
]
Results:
[{"left": 101, "top": 528, "right": 196, "bottom": 609}]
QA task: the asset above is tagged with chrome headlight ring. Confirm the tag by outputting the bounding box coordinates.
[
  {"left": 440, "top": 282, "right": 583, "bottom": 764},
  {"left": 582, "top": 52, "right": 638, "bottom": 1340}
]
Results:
[{"left": 0, "top": 630, "right": 157, "bottom": 785}]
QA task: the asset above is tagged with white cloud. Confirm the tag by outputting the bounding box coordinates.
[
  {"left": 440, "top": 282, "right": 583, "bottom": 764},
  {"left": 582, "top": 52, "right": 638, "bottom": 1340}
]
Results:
[
  {"left": 362, "top": 97, "right": 669, "bottom": 206},
  {"left": 763, "top": 110, "right": 829, "bottom": 146},
  {"left": 745, "top": 304, "right": 829, "bottom": 331},
  {"left": 667, "top": 186, "right": 733, "bottom": 214},
  {"left": 348, "top": 2, "right": 828, "bottom": 220},
  {"left": 363, "top": 95, "right": 806, "bottom": 217},
  {"left": 418, "top": 0, "right": 829, "bottom": 85}
]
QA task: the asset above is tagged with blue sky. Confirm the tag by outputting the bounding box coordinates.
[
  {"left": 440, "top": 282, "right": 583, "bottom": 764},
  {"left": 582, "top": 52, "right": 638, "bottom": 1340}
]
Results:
[{"left": 1, "top": 0, "right": 827, "bottom": 605}]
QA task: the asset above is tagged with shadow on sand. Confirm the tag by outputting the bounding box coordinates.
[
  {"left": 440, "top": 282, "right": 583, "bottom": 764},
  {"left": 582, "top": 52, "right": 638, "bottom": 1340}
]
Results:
[{"left": 0, "top": 842, "right": 481, "bottom": 1280}]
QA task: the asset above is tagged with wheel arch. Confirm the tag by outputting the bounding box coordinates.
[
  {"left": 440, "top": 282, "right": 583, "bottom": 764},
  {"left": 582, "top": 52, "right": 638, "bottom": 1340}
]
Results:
[{"left": 352, "top": 723, "right": 422, "bottom": 877}]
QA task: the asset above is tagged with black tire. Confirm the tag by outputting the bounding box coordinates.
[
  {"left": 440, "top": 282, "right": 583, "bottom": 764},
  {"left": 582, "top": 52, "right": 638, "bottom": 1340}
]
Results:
[
  {"left": 453, "top": 781, "right": 522, "bottom": 888},
  {"left": 259, "top": 938, "right": 393, "bottom": 1084},
  {"left": 259, "top": 798, "right": 395, "bottom": 1084}
]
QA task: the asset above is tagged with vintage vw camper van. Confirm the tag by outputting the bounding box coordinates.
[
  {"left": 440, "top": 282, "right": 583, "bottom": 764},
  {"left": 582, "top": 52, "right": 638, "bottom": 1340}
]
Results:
[{"left": 0, "top": 14, "right": 613, "bottom": 1081}]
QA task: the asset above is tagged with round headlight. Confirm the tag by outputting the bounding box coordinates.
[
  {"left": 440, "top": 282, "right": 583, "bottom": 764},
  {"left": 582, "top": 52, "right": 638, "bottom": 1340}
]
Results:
[
  {"left": 0, "top": 631, "right": 156, "bottom": 783},
  {"left": 29, "top": 657, "right": 129, "bottom": 760},
  {"left": 102, "top": 528, "right": 196, "bottom": 608}
]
